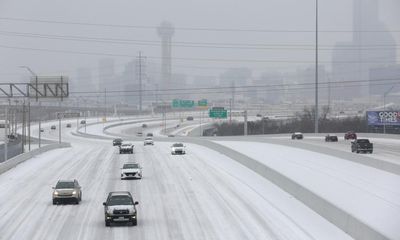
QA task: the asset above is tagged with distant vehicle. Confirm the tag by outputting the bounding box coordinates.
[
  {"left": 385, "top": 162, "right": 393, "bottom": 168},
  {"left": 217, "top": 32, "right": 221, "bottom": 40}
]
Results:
[
  {"left": 142, "top": 124, "right": 147, "bottom": 128},
  {"left": 120, "top": 143, "right": 134, "bottom": 154},
  {"left": 103, "top": 191, "right": 139, "bottom": 226},
  {"left": 256, "top": 113, "right": 262, "bottom": 117},
  {"left": 136, "top": 132, "right": 143, "bottom": 137},
  {"left": 51, "top": 125, "right": 56, "bottom": 130},
  {"left": 186, "top": 116, "right": 194, "bottom": 121},
  {"left": 40, "top": 128, "right": 44, "bottom": 132},
  {"left": 171, "top": 143, "right": 185, "bottom": 155},
  {"left": 168, "top": 134, "right": 175, "bottom": 137},
  {"left": 121, "top": 163, "right": 142, "bottom": 180},
  {"left": 80, "top": 120, "right": 86, "bottom": 124},
  {"left": 113, "top": 138, "right": 123, "bottom": 146},
  {"left": 7, "top": 134, "right": 17, "bottom": 141},
  {"left": 52, "top": 179, "right": 82, "bottom": 205},
  {"left": 351, "top": 139, "right": 373, "bottom": 154},
  {"left": 325, "top": 134, "right": 338, "bottom": 142},
  {"left": 291, "top": 132, "right": 303, "bottom": 140},
  {"left": 144, "top": 137, "right": 154, "bottom": 146},
  {"left": 66, "top": 123, "right": 72, "bottom": 128},
  {"left": 344, "top": 131, "right": 357, "bottom": 140}
]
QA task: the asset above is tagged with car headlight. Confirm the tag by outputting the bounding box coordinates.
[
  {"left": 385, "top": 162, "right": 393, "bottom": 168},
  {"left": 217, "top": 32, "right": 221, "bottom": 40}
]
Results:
[
  {"left": 72, "top": 191, "right": 77, "bottom": 195},
  {"left": 54, "top": 191, "right": 59, "bottom": 195}
]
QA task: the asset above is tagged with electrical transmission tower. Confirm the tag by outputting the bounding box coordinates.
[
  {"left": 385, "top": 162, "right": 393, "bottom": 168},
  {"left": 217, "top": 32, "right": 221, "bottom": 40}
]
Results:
[{"left": 136, "top": 52, "right": 146, "bottom": 112}]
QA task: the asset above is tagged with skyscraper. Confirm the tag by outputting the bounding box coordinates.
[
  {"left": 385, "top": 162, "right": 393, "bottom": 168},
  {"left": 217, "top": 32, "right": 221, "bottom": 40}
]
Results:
[
  {"left": 157, "top": 21, "right": 174, "bottom": 91},
  {"left": 332, "top": 0, "right": 396, "bottom": 100}
]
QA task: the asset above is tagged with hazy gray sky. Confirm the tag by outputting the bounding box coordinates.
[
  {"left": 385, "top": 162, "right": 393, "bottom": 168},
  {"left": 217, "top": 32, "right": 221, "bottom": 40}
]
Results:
[{"left": 0, "top": 0, "right": 399, "bottom": 82}]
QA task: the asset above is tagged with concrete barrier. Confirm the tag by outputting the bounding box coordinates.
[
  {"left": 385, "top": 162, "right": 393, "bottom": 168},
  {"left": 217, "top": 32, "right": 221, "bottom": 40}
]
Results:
[
  {"left": 188, "top": 139, "right": 389, "bottom": 240},
  {"left": 0, "top": 142, "right": 71, "bottom": 175}
]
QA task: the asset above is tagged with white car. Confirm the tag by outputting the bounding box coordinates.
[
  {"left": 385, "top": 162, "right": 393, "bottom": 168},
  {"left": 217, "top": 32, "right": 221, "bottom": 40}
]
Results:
[
  {"left": 119, "top": 143, "right": 134, "bottom": 154},
  {"left": 171, "top": 143, "right": 185, "bottom": 155},
  {"left": 144, "top": 137, "right": 154, "bottom": 146},
  {"left": 121, "top": 163, "right": 142, "bottom": 179}
]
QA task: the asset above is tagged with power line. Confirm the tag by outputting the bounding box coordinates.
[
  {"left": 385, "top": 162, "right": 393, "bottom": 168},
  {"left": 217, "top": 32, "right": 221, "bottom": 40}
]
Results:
[
  {"left": 0, "top": 30, "right": 398, "bottom": 50},
  {"left": 65, "top": 80, "right": 400, "bottom": 99},
  {"left": 0, "top": 44, "right": 394, "bottom": 64},
  {"left": 1, "top": 17, "right": 400, "bottom": 33},
  {"left": 68, "top": 77, "right": 400, "bottom": 95}
]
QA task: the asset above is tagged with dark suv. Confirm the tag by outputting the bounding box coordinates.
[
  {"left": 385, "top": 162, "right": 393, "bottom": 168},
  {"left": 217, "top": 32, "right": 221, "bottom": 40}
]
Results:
[{"left": 103, "top": 191, "right": 139, "bottom": 226}]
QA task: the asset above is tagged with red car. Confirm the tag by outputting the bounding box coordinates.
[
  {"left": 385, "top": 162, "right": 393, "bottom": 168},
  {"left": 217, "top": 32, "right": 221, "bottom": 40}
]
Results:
[{"left": 344, "top": 131, "right": 357, "bottom": 140}]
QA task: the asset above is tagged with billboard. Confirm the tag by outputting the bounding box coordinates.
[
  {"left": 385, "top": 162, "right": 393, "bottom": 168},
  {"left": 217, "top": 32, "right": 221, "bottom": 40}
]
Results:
[{"left": 367, "top": 111, "right": 400, "bottom": 126}]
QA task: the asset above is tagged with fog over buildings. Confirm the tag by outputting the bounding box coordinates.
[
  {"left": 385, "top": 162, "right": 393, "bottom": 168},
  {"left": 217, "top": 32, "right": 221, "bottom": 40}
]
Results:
[{"left": 0, "top": 0, "right": 399, "bottom": 109}]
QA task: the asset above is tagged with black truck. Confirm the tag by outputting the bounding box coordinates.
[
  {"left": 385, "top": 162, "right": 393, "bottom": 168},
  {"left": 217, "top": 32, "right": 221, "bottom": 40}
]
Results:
[{"left": 351, "top": 139, "right": 373, "bottom": 154}]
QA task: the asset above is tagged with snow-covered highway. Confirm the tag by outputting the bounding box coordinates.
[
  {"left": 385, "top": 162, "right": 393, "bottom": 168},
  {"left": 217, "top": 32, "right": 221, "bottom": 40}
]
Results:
[
  {"left": 1, "top": 117, "right": 400, "bottom": 240},
  {"left": 0, "top": 120, "right": 354, "bottom": 240}
]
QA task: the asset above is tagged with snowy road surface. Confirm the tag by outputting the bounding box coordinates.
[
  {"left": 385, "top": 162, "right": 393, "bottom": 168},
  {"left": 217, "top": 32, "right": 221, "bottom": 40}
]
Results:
[
  {"left": 216, "top": 141, "right": 400, "bottom": 240},
  {"left": 0, "top": 119, "right": 354, "bottom": 240}
]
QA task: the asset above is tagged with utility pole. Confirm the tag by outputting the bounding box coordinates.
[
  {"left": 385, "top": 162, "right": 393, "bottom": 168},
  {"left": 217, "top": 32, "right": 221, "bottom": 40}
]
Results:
[
  {"left": 38, "top": 101, "right": 41, "bottom": 148},
  {"left": 28, "top": 100, "right": 31, "bottom": 151},
  {"left": 231, "top": 82, "right": 235, "bottom": 112},
  {"left": 383, "top": 85, "right": 396, "bottom": 134},
  {"left": 244, "top": 110, "right": 248, "bottom": 136},
  {"left": 4, "top": 107, "right": 8, "bottom": 161},
  {"left": 229, "top": 98, "right": 232, "bottom": 124},
  {"left": 137, "top": 52, "right": 146, "bottom": 112},
  {"left": 104, "top": 88, "right": 107, "bottom": 122},
  {"left": 314, "top": 0, "right": 319, "bottom": 134},
  {"left": 22, "top": 100, "right": 25, "bottom": 153}
]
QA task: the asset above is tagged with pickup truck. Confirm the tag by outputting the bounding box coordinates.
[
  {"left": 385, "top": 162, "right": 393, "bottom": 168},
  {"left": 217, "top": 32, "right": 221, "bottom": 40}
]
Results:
[{"left": 351, "top": 139, "right": 373, "bottom": 154}]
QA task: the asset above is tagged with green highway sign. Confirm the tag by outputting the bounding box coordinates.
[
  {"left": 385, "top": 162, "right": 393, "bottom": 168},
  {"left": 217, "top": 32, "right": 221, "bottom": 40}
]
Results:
[
  {"left": 209, "top": 107, "right": 227, "bottom": 118},
  {"left": 197, "top": 99, "right": 208, "bottom": 107},
  {"left": 172, "top": 99, "right": 195, "bottom": 108}
]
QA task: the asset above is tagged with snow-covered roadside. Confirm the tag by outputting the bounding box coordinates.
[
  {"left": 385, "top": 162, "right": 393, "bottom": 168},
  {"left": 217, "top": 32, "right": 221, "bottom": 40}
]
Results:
[{"left": 215, "top": 141, "right": 400, "bottom": 240}]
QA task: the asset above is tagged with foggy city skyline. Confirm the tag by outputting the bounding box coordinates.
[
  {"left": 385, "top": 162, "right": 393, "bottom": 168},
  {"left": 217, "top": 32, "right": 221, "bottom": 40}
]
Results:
[{"left": 0, "top": 0, "right": 399, "bottom": 106}]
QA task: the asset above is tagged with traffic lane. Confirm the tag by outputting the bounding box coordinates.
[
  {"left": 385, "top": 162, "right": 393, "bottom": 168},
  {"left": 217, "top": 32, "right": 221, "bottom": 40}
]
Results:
[
  {"left": 127, "top": 142, "right": 351, "bottom": 240},
  {"left": 292, "top": 137, "right": 400, "bottom": 165},
  {"left": 0, "top": 136, "right": 351, "bottom": 239},
  {"left": 0, "top": 141, "right": 117, "bottom": 240}
]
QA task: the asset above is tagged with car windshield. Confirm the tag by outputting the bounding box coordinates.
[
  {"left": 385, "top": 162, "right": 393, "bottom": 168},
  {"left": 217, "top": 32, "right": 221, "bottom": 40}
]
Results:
[
  {"left": 123, "top": 163, "right": 139, "bottom": 169},
  {"left": 358, "top": 139, "right": 370, "bottom": 143},
  {"left": 114, "top": 139, "right": 122, "bottom": 142},
  {"left": 56, "top": 181, "right": 74, "bottom": 189},
  {"left": 145, "top": 138, "right": 152, "bottom": 140},
  {"left": 173, "top": 143, "right": 183, "bottom": 147},
  {"left": 121, "top": 144, "right": 131, "bottom": 147},
  {"left": 108, "top": 195, "right": 133, "bottom": 206}
]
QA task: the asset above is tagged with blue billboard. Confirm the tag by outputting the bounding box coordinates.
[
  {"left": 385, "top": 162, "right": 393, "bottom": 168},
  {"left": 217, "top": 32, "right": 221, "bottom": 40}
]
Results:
[{"left": 367, "top": 111, "right": 400, "bottom": 126}]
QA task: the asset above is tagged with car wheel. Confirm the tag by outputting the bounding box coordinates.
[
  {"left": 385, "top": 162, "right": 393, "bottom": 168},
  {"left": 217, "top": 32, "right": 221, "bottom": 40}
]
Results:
[
  {"left": 105, "top": 220, "right": 111, "bottom": 227},
  {"left": 132, "top": 219, "right": 137, "bottom": 226},
  {"left": 79, "top": 193, "right": 82, "bottom": 202},
  {"left": 53, "top": 199, "right": 57, "bottom": 205},
  {"left": 356, "top": 150, "right": 360, "bottom": 154},
  {"left": 370, "top": 150, "right": 373, "bottom": 154}
]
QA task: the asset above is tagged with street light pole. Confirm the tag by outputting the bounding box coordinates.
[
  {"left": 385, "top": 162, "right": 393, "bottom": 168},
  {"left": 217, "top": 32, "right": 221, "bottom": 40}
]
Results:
[
  {"left": 383, "top": 85, "right": 396, "bottom": 134},
  {"left": 314, "top": 0, "right": 319, "bottom": 134},
  {"left": 19, "top": 66, "right": 36, "bottom": 149}
]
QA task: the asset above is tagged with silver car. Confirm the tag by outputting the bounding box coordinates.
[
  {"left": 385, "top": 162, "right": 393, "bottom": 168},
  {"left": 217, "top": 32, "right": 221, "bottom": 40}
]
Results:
[
  {"left": 121, "top": 163, "right": 142, "bottom": 180},
  {"left": 52, "top": 179, "right": 82, "bottom": 205}
]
